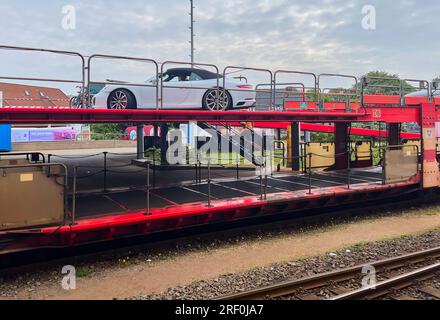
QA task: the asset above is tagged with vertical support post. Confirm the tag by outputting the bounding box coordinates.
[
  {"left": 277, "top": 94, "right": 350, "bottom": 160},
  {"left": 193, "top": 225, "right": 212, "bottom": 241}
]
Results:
[
  {"left": 137, "top": 125, "right": 145, "bottom": 160},
  {"left": 259, "top": 164, "right": 264, "bottom": 200},
  {"left": 72, "top": 166, "right": 78, "bottom": 226},
  {"left": 195, "top": 162, "right": 199, "bottom": 184},
  {"left": 207, "top": 160, "right": 212, "bottom": 207},
  {"left": 290, "top": 123, "right": 301, "bottom": 171},
  {"left": 335, "top": 122, "right": 349, "bottom": 170},
  {"left": 236, "top": 154, "right": 240, "bottom": 180},
  {"left": 189, "top": 0, "right": 195, "bottom": 66},
  {"left": 103, "top": 151, "right": 108, "bottom": 192},
  {"left": 270, "top": 148, "right": 273, "bottom": 177},
  {"left": 160, "top": 124, "right": 169, "bottom": 166},
  {"left": 420, "top": 102, "right": 439, "bottom": 188},
  {"left": 153, "top": 149, "right": 157, "bottom": 188},
  {"left": 145, "top": 161, "right": 151, "bottom": 216},
  {"left": 153, "top": 124, "right": 159, "bottom": 147},
  {"left": 388, "top": 123, "right": 400, "bottom": 146},
  {"left": 308, "top": 154, "right": 312, "bottom": 194},
  {"left": 382, "top": 147, "right": 386, "bottom": 185},
  {"left": 47, "top": 154, "right": 52, "bottom": 176},
  {"left": 264, "top": 163, "right": 268, "bottom": 200},
  {"left": 347, "top": 150, "right": 351, "bottom": 190}
]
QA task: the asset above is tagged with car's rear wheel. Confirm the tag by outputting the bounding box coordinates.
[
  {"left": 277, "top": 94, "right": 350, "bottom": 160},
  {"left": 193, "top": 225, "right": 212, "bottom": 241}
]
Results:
[
  {"left": 202, "top": 89, "right": 232, "bottom": 111},
  {"left": 108, "top": 89, "right": 137, "bottom": 110}
]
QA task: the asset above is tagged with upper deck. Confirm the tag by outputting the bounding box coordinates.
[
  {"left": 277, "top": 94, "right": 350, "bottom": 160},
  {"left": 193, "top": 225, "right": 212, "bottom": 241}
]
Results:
[{"left": 0, "top": 45, "right": 439, "bottom": 125}]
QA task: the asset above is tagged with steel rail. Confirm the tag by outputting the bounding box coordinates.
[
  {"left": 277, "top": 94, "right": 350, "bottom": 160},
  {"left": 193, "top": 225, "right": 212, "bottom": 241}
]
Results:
[
  {"left": 217, "top": 246, "right": 440, "bottom": 300},
  {"left": 331, "top": 262, "right": 440, "bottom": 300}
]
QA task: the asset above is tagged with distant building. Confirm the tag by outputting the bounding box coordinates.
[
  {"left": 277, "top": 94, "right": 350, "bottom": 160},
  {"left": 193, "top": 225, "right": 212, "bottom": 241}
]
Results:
[{"left": 0, "top": 82, "right": 70, "bottom": 108}]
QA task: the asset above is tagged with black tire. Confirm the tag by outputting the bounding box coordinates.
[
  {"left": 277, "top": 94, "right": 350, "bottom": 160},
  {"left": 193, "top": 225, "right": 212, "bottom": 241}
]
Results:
[
  {"left": 107, "top": 89, "right": 137, "bottom": 110},
  {"left": 202, "top": 88, "right": 233, "bottom": 111},
  {"left": 70, "top": 96, "right": 81, "bottom": 108}
]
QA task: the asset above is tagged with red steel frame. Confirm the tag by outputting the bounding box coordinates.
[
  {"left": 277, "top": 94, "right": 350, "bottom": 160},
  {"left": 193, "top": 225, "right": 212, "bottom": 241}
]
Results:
[
  {"left": 3, "top": 179, "right": 420, "bottom": 254},
  {"left": 0, "top": 96, "right": 438, "bottom": 124},
  {"left": 0, "top": 98, "right": 437, "bottom": 254}
]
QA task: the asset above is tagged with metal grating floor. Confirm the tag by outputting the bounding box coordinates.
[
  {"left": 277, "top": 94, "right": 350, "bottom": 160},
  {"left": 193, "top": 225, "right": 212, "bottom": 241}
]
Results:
[{"left": 72, "top": 169, "right": 384, "bottom": 219}]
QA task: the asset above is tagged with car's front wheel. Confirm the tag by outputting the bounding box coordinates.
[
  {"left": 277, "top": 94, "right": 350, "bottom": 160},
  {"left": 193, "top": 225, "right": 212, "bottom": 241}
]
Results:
[
  {"left": 202, "top": 89, "right": 232, "bottom": 111},
  {"left": 107, "top": 89, "right": 137, "bottom": 110}
]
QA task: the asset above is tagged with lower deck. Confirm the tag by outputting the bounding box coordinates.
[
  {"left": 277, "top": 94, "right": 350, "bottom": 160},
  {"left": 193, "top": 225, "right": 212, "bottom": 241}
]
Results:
[{"left": 73, "top": 168, "right": 385, "bottom": 219}]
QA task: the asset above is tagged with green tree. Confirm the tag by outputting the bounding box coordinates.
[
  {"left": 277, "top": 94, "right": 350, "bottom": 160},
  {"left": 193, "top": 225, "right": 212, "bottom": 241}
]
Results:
[
  {"left": 91, "top": 123, "right": 125, "bottom": 140},
  {"left": 359, "top": 71, "right": 415, "bottom": 95}
]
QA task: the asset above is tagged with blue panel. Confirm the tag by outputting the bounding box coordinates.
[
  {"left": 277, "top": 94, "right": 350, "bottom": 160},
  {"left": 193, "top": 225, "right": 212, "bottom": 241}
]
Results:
[{"left": 0, "top": 125, "right": 12, "bottom": 152}]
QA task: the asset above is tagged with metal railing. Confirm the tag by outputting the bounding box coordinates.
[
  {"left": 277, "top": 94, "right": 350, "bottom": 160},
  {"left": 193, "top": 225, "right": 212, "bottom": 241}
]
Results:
[
  {"left": 256, "top": 82, "right": 309, "bottom": 110},
  {"left": 0, "top": 44, "right": 437, "bottom": 112},
  {"left": 317, "top": 73, "right": 359, "bottom": 112},
  {"left": 223, "top": 66, "right": 274, "bottom": 110},
  {"left": 87, "top": 54, "right": 159, "bottom": 109},
  {"left": 274, "top": 70, "right": 318, "bottom": 108},
  {"left": 360, "top": 76, "right": 431, "bottom": 106},
  {"left": 0, "top": 152, "right": 46, "bottom": 163},
  {"left": 195, "top": 156, "right": 270, "bottom": 204},
  {"left": 48, "top": 150, "right": 159, "bottom": 193},
  {"left": 161, "top": 61, "right": 220, "bottom": 110},
  {"left": 0, "top": 45, "right": 85, "bottom": 107}
]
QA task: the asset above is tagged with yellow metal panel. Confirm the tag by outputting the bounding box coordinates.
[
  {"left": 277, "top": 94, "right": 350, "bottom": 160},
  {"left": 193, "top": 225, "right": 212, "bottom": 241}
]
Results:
[
  {"left": 403, "top": 140, "right": 421, "bottom": 152},
  {"left": 0, "top": 166, "right": 65, "bottom": 231},
  {"left": 355, "top": 142, "right": 371, "bottom": 161},
  {"left": 305, "top": 143, "right": 335, "bottom": 169},
  {"left": 384, "top": 146, "right": 418, "bottom": 184}
]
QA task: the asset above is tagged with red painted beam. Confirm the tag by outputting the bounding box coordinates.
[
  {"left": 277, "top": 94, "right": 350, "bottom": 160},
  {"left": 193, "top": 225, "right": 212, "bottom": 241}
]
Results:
[
  {"left": 223, "top": 122, "right": 420, "bottom": 139},
  {"left": 0, "top": 94, "right": 437, "bottom": 125},
  {"left": 0, "top": 108, "right": 361, "bottom": 124}
]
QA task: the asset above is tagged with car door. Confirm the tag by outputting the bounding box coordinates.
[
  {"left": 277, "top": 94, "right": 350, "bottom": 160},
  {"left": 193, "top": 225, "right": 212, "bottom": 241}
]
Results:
[
  {"left": 140, "top": 77, "right": 160, "bottom": 109},
  {"left": 184, "top": 72, "right": 214, "bottom": 108},
  {"left": 161, "top": 72, "right": 192, "bottom": 109}
]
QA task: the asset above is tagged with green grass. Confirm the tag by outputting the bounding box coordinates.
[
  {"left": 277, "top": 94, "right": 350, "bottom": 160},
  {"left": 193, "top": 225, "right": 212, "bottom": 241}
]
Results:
[
  {"left": 77, "top": 266, "right": 93, "bottom": 278},
  {"left": 346, "top": 241, "right": 369, "bottom": 251}
]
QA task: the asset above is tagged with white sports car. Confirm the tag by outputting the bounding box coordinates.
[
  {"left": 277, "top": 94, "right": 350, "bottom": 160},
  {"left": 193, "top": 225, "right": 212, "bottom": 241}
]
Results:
[
  {"left": 94, "top": 68, "right": 256, "bottom": 111},
  {"left": 405, "top": 89, "right": 440, "bottom": 98}
]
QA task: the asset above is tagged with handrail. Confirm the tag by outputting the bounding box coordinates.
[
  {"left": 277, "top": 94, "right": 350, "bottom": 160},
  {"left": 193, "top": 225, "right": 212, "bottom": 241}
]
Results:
[
  {"left": 0, "top": 44, "right": 435, "bottom": 112},
  {"left": 87, "top": 54, "right": 159, "bottom": 109},
  {"left": 223, "top": 66, "right": 274, "bottom": 110},
  {"left": 0, "top": 152, "right": 46, "bottom": 163},
  {"left": 161, "top": 61, "right": 220, "bottom": 110},
  {"left": 274, "top": 70, "right": 318, "bottom": 106},
  {"left": 318, "top": 73, "right": 358, "bottom": 111},
  {"left": 0, "top": 45, "right": 86, "bottom": 108}
]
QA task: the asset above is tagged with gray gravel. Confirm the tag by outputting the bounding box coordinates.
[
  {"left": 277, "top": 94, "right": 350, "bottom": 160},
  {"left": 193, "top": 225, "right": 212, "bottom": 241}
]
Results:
[{"left": 133, "top": 230, "right": 440, "bottom": 300}]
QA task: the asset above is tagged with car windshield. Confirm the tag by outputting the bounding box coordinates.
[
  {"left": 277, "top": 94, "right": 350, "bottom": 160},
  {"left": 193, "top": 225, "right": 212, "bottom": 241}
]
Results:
[{"left": 145, "top": 69, "right": 222, "bottom": 83}]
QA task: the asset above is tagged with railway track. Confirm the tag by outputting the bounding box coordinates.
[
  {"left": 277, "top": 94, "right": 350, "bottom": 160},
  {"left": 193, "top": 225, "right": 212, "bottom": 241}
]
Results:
[{"left": 218, "top": 246, "right": 440, "bottom": 300}]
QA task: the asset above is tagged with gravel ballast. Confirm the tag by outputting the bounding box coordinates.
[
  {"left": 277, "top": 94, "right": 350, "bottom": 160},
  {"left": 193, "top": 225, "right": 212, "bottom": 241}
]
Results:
[{"left": 134, "top": 230, "right": 440, "bottom": 300}]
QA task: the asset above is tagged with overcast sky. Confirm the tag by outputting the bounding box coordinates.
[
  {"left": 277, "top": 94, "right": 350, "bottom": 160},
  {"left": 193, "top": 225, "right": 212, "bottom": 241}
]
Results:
[{"left": 0, "top": 0, "right": 439, "bottom": 88}]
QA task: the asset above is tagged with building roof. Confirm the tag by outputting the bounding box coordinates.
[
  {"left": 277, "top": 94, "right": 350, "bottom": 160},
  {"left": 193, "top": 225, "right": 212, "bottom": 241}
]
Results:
[{"left": 0, "top": 82, "right": 70, "bottom": 108}]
